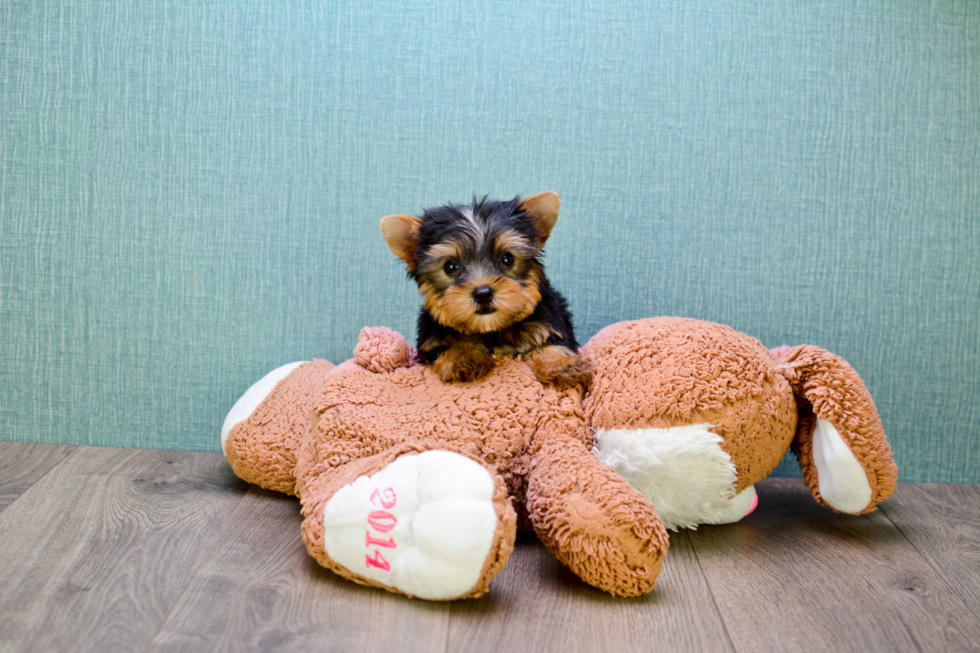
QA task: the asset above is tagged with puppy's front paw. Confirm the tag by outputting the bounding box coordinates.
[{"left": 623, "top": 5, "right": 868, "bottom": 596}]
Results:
[
  {"left": 531, "top": 345, "right": 593, "bottom": 391},
  {"left": 433, "top": 343, "right": 496, "bottom": 383}
]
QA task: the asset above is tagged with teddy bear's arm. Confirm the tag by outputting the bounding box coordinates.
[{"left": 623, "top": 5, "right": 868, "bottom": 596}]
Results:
[{"left": 525, "top": 415, "right": 670, "bottom": 597}]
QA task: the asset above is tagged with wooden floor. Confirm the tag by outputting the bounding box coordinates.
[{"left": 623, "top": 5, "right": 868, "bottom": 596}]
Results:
[{"left": 0, "top": 443, "right": 978, "bottom": 653}]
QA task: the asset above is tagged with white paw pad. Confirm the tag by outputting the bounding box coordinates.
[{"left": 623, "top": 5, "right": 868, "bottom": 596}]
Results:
[{"left": 322, "top": 451, "right": 498, "bottom": 600}]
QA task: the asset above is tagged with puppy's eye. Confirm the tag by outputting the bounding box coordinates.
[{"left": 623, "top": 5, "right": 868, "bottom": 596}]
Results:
[
  {"left": 443, "top": 260, "right": 460, "bottom": 275},
  {"left": 499, "top": 253, "right": 515, "bottom": 268}
]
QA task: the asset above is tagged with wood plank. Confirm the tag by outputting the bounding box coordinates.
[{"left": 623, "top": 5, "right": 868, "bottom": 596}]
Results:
[
  {"left": 0, "top": 447, "right": 249, "bottom": 653},
  {"left": 447, "top": 530, "right": 733, "bottom": 653},
  {"left": 878, "top": 483, "right": 980, "bottom": 618},
  {"left": 688, "top": 477, "right": 980, "bottom": 653},
  {"left": 146, "top": 487, "right": 451, "bottom": 653},
  {"left": 0, "top": 441, "right": 76, "bottom": 514}
]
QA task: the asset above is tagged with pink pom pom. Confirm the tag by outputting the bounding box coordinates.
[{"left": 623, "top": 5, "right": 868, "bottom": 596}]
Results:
[
  {"left": 354, "top": 327, "right": 415, "bottom": 373},
  {"left": 769, "top": 345, "right": 792, "bottom": 361}
]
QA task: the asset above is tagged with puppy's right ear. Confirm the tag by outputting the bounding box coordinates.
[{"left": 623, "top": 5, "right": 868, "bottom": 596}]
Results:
[{"left": 380, "top": 214, "right": 422, "bottom": 269}]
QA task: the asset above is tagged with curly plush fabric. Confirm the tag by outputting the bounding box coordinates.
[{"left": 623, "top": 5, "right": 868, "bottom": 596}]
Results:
[
  {"left": 526, "top": 426, "right": 669, "bottom": 595},
  {"left": 291, "top": 356, "right": 667, "bottom": 597},
  {"left": 222, "top": 317, "right": 897, "bottom": 600},
  {"left": 581, "top": 318, "right": 798, "bottom": 492},
  {"left": 354, "top": 326, "right": 416, "bottom": 372},
  {"left": 772, "top": 344, "right": 897, "bottom": 512},
  {"left": 298, "top": 443, "right": 518, "bottom": 599},
  {"left": 224, "top": 359, "right": 336, "bottom": 494}
]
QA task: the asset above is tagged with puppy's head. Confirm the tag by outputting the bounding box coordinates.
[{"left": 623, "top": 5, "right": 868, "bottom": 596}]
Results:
[{"left": 380, "top": 192, "right": 560, "bottom": 334}]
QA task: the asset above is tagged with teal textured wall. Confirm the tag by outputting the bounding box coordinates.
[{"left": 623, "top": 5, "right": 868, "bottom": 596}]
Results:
[{"left": 1, "top": 1, "right": 977, "bottom": 482}]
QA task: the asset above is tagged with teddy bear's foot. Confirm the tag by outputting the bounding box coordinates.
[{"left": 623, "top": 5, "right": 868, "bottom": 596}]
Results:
[{"left": 320, "top": 451, "right": 510, "bottom": 600}]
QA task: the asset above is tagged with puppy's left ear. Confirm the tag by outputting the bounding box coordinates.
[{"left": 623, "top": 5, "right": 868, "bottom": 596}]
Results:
[
  {"left": 380, "top": 214, "right": 422, "bottom": 270},
  {"left": 520, "top": 191, "right": 561, "bottom": 246}
]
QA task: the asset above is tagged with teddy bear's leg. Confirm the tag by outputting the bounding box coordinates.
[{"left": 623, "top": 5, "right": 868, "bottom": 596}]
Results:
[
  {"left": 221, "top": 359, "right": 337, "bottom": 494},
  {"left": 526, "top": 423, "right": 670, "bottom": 597},
  {"left": 299, "top": 446, "right": 516, "bottom": 600},
  {"left": 772, "top": 345, "right": 898, "bottom": 514},
  {"left": 594, "top": 423, "right": 762, "bottom": 530}
]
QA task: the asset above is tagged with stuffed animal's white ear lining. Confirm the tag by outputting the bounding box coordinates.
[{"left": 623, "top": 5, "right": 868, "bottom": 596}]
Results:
[
  {"left": 811, "top": 419, "right": 873, "bottom": 513},
  {"left": 322, "top": 451, "right": 498, "bottom": 600},
  {"left": 594, "top": 424, "right": 739, "bottom": 530},
  {"left": 220, "top": 361, "right": 307, "bottom": 455}
]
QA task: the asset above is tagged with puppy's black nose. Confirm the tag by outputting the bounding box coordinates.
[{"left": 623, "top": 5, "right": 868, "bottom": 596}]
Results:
[{"left": 472, "top": 286, "right": 494, "bottom": 305}]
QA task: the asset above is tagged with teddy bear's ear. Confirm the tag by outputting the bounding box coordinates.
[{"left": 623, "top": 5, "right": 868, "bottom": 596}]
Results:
[
  {"left": 520, "top": 191, "right": 561, "bottom": 246},
  {"left": 773, "top": 344, "right": 897, "bottom": 514},
  {"left": 380, "top": 214, "right": 422, "bottom": 268}
]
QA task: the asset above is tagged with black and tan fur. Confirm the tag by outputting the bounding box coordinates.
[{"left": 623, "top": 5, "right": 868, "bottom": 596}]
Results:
[{"left": 380, "top": 192, "right": 591, "bottom": 389}]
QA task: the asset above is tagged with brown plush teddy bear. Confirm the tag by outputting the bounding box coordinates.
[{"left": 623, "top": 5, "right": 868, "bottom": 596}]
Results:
[{"left": 221, "top": 317, "right": 896, "bottom": 600}]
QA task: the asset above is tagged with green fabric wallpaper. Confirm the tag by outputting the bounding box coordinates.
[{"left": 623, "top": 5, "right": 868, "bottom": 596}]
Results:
[{"left": 1, "top": 1, "right": 977, "bottom": 481}]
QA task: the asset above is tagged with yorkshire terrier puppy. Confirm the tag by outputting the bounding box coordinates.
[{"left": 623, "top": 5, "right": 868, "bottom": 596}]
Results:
[{"left": 380, "top": 191, "right": 592, "bottom": 390}]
